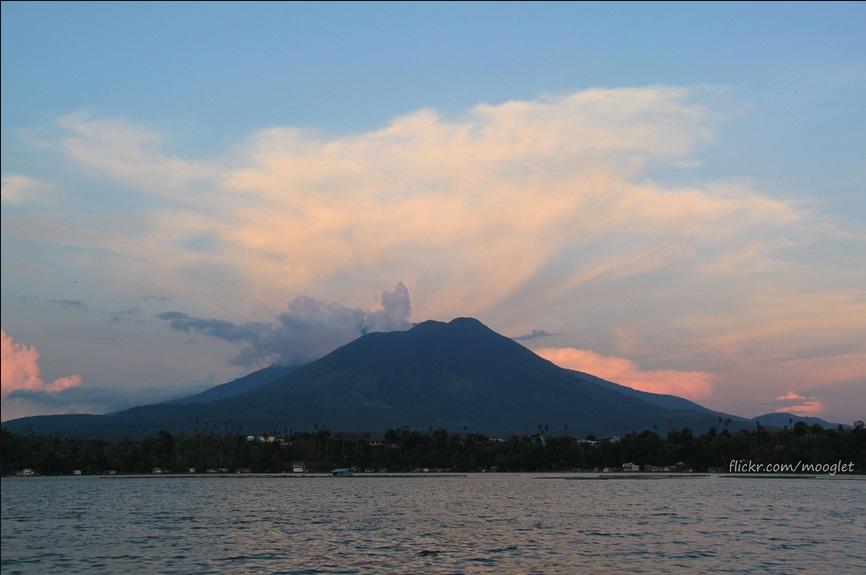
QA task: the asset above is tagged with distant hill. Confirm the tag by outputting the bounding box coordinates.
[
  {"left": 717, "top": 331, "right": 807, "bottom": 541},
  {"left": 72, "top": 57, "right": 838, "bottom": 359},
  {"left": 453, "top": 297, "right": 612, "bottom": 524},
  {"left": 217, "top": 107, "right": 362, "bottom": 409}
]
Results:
[
  {"left": 3, "top": 317, "right": 755, "bottom": 438},
  {"left": 751, "top": 412, "right": 848, "bottom": 429}
]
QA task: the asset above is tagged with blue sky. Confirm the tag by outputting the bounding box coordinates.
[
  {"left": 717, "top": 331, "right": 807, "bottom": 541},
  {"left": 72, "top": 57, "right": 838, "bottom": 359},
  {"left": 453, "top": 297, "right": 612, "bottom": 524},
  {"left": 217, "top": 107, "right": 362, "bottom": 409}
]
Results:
[
  {"left": 2, "top": 2, "right": 865, "bottom": 423},
  {"left": 4, "top": 3, "right": 864, "bottom": 218}
]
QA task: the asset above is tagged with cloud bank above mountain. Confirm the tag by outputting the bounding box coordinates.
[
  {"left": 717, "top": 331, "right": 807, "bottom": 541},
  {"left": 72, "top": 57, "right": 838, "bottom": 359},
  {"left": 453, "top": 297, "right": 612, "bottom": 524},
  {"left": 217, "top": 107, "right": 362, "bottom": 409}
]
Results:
[{"left": 3, "top": 86, "right": 864, "bottom": 421}]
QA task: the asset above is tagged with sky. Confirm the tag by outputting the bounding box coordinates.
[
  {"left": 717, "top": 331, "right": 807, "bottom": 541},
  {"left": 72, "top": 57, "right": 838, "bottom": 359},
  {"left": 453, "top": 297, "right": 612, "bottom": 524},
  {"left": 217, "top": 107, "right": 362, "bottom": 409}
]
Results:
[{"left": 2, "top": 2, "right": 865, "bottom": 424}]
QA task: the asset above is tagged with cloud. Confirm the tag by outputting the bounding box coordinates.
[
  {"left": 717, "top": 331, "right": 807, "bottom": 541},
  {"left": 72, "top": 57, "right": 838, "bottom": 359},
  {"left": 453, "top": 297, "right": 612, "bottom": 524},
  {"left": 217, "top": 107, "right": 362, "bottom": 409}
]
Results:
[
  {"left": 55, "top": 112, "right": 215, "bottom": 201},
  {"left": 776, "top": 391, "right": 807, "bottom": 402},
  {"left": 782, "top": 401, "right": 825, "bottom": 417},
  {"left": 108, "top": 306, "right": 142, "bottom": 324},
  {"left": 796, "top": 380, "right": 866, "bottom": 426},
  {"left": 155, "top": 311, "right": 269, "bottom": 344},
  {"left": 1, "top": 330, "right": 83, "bottom": 418},
  {"left": 534, "top": 347, "right": 714, "bottom": 400},
  {"left": 7, "top": 374, "right": 216, "bottom": 414},
  {"left": 512, "top": 329, "right": 563, "bottom": 342},
  {"left": 773, "top": 390, "right": 825, "bottom": 417},
  {"left": 0, "top": 174, "right": 54, "bottom": 204},
  {"left": 156, "top": 282, "right": 412, "bottom": 366},
  {"left": 5, "top": 86, "right": 865, "bottom": 421},
  {"left": 44, "top": 87, "right": 808, "bottom": 320}
]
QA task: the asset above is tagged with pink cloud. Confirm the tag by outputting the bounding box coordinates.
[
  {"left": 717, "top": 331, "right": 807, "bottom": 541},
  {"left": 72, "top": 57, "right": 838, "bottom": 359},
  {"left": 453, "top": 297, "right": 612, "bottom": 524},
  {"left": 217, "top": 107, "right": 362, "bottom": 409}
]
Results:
[
  {"left": 534, "top": 347, "right": 714, "bottom": 400},
  {"left": 1, "top": 329, "right": 83, "bottom": 397},
  {"left": 783, "top": 401, "right": 824, "bottom": 416},
  {"left": 774, "top": 390, "right": 824, "bottom": 416}
]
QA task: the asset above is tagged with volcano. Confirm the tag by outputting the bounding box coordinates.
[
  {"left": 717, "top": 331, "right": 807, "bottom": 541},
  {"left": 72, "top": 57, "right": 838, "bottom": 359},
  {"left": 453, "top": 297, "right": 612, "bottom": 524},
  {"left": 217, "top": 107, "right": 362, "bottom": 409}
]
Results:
[{"left": 3, "top": 318, "right": 751, "bottom": 438}]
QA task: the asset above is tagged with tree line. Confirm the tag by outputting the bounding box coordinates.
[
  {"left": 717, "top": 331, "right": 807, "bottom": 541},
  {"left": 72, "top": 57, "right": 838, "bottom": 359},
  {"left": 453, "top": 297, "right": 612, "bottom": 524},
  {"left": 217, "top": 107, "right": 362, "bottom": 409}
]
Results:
[{"left": 1, "top": 421, "right": 863, "bottom": 475}]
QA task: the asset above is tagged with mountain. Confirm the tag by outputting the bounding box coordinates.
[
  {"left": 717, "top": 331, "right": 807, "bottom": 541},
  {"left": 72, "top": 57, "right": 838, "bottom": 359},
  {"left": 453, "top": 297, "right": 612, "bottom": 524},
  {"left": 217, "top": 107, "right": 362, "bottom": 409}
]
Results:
[
  {"left": 169, "top": 364, "right": 300, "bottom": 404},
  {"left": 751, "top": 412, "right": 847, "bottom": 429},
  {"left": 569, "top": 370, "right": 717, "bottom": 414},
  {"left": 3, "top": 317, "right": 752, "bottom": 438}
]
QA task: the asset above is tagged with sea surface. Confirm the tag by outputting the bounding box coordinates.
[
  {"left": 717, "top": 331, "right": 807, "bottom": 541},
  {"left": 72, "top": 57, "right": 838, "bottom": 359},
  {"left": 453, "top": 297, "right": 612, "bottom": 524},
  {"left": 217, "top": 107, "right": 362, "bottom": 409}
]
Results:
[{"left": 2, "top": 474, "right": 865, "bottom": 574}]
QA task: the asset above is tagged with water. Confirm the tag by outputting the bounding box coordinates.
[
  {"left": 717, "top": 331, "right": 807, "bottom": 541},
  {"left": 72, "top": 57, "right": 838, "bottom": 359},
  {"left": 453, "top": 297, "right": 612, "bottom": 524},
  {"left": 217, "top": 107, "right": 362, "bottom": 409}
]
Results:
[{"left": 2, "top": 474, "right": 864, "bottom": 574}]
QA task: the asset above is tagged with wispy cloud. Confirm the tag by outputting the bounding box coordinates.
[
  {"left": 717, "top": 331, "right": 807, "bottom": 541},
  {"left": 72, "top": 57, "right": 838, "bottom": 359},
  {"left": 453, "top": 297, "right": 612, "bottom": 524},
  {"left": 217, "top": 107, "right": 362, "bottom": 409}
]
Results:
[
  {"left": 108, "top": 306, "right": 142, "bottom": 324},
  {"left": 156, "top": 282, "right": 412, "bottom": 366},
  {"left": 512, "top": 329, "right": 562, "bottom": 342},
  {"left": 0, "top": 174, "right": 54, "bottom": 204},
  {"left": 7, "top": 375, "right": 216, "bottom": 414},
  {"left": 56, "top": 112, "right": 215, "bottom": 201}
]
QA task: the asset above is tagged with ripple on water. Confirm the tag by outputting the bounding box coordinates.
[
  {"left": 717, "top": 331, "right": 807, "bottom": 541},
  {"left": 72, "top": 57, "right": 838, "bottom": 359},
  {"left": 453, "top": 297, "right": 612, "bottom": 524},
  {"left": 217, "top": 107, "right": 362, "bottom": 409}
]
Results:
[{"left": 2, "top": 475, "right": 866, "bottom": 574}]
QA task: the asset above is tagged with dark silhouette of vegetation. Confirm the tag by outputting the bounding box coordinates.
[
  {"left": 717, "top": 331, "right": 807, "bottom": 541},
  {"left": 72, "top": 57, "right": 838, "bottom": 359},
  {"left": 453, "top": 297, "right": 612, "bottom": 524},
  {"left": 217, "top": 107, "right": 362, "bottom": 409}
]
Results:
[{"left": 2, "top": 422, "right": 863, "bottom": 475}]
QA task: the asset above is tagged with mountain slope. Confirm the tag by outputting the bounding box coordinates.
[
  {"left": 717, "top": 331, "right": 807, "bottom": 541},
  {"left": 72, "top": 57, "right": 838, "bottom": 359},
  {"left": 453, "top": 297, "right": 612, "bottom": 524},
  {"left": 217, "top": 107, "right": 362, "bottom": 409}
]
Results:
[
  {"left": 568, "top": 369, "right": 762, "bottom": 426},
  {"left": 3, "top": 318, "right": 751, "bottom": 438},
  {"left": 169, "top": 364, "right": 300, "bottom": 404},
  {"left": 568, "top": 369, "right": 718, "bottom": 414}
]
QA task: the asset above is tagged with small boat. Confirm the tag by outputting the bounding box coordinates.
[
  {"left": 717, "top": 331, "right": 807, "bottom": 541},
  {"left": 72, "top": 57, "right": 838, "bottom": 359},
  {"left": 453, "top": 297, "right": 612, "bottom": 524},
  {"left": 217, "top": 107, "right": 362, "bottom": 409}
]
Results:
[{"left": 331, "top": 467, "right": 353, "bottom": 477}]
